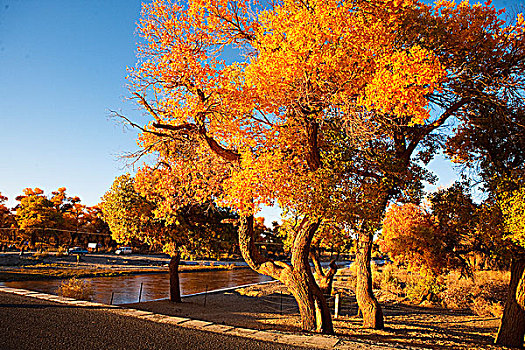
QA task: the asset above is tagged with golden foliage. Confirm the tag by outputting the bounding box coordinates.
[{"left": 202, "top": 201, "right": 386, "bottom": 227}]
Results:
[{"left": 57, "top": 277, "right": 94, "bottom": 301}]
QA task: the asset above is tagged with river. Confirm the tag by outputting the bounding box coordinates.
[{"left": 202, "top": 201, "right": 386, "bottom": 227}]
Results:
[{"left": 1, "top": 268, "right": 273, "bottom": 305}]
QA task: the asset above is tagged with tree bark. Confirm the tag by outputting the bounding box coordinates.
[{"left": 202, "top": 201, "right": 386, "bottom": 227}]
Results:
[
  {"left": 238, "top": 215, "right": 333, "bottom": 334},
  {"left": 495, "top": 253, "right": 525, "bottom": 348},
  {"left": 310, "top": 248, "right": 338, "bottom": 296},
  {"left": 169, "top": 250, "right": 182, "bottom": 303},
  {"left": 355, "top": 230, "right": 384, "bottom": 329}
]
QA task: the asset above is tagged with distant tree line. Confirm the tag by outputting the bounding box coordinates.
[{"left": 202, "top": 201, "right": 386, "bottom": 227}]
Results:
[{"left": 0, "top": 187, "right": 112, "bottom": 249}]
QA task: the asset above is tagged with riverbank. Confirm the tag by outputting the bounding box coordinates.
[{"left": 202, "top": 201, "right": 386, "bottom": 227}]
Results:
[
  {"left": 126, "top": 276, "right": 504, "bottom": 350},
  {"left": 0, "top": 252, "right": 242, "bottom": 282}
]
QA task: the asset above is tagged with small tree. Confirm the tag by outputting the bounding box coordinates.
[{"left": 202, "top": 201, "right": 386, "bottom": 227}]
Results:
[
  {"left": 15, "top": 188, "right": 63, "bottom": 248},
  {"left": 100, "top": 174, "right": 237, "bottom": 302},
  {"left": 381, "top": 182, "right": 483, "bottom": 273}
]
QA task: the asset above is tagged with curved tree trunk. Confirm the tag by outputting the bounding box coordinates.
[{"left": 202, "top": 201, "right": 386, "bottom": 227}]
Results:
[
  {"left": 495, "top": 253, "right": 525, "bottom": 348},
  {"left": 238, "top": 215, "right": 333, "bottom": 334},
  {"left": 356, "top": 230, "right": 384, "bottom": 329},
  {"left": 169, "top": 250, "right": 182, "bottom": 303}
]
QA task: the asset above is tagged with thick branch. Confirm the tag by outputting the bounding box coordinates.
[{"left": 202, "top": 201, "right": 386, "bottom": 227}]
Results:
[
  {"left": 203, "top": 135, "right": 241, "bottom": 162},
  {"left": 152, "top": 122, "right": 241, "bottom": 163},
  {"left": 238, "top": 216, "right": 287, "bottom": 280},
  {"left": 291, "top": 218, "right": 320, "bottom": 270},
  {"left": 152, "top": 122, "right": 198, "bottom": 133}
]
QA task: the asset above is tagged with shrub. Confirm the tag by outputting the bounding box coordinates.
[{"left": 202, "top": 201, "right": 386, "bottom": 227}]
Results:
[
  {"left": 379, "top": 264, "right": 405, "bottom": 296},
  {"left": 439, "top": 273, "right": 473, "bottom": 309},
  {"left": 405, "top": 273, "right": 445, "bottom": 303},
  {"left": 471, "top": 297, "right": 504, "bottom": 317},
  {"left": 364, "top": 264, "right": 509, "bottom": 315},
  {"left": 439, "top": 270, "right": 508, "bottom": 316},
  {"left": 56, "top": 247, "right": 67, "bottom": 257},
  {"left": 32, "top": 251, "right": 49, "bottom": 259},
  {"left": 57, "top": 277, "right": 94, "bottom": 301}
]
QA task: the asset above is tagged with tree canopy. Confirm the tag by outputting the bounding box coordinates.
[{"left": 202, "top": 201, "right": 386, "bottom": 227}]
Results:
[
  {"left": 123, "top": 0, "right": 525, "bottom": 334},
  {"left": 100, "top": 174, "right": 237, "bottom": 258}
]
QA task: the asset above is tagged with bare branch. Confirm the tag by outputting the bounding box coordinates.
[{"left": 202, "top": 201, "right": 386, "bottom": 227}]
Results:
[{"left": 132, "top": 93, "right": 162, "bottom": 123}]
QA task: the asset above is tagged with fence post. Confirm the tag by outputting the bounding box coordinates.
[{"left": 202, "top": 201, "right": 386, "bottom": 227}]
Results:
[
  {"left": 204, "top": 284, "right": 208, "bottom": 307},
  {"left": 280, "top": 290, "right": 283, "bottom": 315},
  {"left": 110, "top": 292, "right": 114, "bottom": 305},
  {"left": 334, "top": 293, "right": 340, "bottom": 319},
  {"left": 138, "top": 282, "right": 143, "bottom": 303}
]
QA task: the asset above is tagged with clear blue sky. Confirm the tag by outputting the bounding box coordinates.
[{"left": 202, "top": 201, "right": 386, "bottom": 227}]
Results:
[
  {"left": 0, "top": 0, "right": 144, "bottom": 208},
  {"left": 0, "top": 0, "right": 520, "bottom": 220}
]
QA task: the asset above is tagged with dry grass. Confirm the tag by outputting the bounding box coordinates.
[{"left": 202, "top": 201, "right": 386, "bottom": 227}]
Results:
[
  {"left": 57, "top": 277, "right": 94, "bottom": 300},
  {"left": 441, "top": 270, "right": 508, "bottom": 317},
  {"left": 349, "top": 265, "right": 509, "bottom": 318}
]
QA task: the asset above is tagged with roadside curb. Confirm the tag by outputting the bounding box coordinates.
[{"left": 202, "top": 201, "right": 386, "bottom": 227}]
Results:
[{"left": 0, "top": 286, "right": 402, "bottom": 349}]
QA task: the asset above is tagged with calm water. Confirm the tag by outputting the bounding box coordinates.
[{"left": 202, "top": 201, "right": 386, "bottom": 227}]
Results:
[{"left": 2, "top": 269, "right": 273, "bottom": 305}]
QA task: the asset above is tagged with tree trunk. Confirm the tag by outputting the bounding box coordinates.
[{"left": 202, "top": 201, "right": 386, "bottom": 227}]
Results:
[
  {"left": 169, "top": 250, "right": 182, "bottom": 303},
  {"left": 238, "top": 215, "right": 333, "bottom": 334},
  {"left": 355, "top": 230, "right": 384, "bottom": 329},
  {"left": 30, "top": 231, "right": 36, "bottom": 249},
  {"left": 495, "top": 253, "right": 525, "bottom": 348},
  {"left": 318, "top": 260, "right": 338, "bottom": 296},
  {"left": 53, "top": 232, "right": 60, "bottom": 248},
  {"left": 310, "top": 247, "right": 338, "bottom": 296}
]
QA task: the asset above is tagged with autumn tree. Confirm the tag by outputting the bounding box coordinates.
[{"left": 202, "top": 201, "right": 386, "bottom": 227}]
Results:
[
  {"left": 82, "top": 205, "right": 113, "bottom": 247},
  {"left": 447, "top": 99, "right": 525, "bottom": 346},
  {"left": 0, "top": 193, "right": 15, "bottom": 242},
  {"left": 101, "top": 174, "right": 181, "bottom": 300},
  {"left": 382, "top": 203, "right": 443, "bottom": 275},
  {"left": 122, "top": 0, "right": 440, "bottom": 333},
  {"left": 100, "top": 174, "right": 236, "bottom": 302},
  {"left": 120, "top": 0, "right": 525, "bottom": 333},
  {"left": 381, "top": 183, "right": 487, "bottom": 276},
  {"left": 46, "top": 187, "right": 89, "bottom": 246},
  {"left": 325, "top": 0, "right": 525, "bottom": 329},
  {"left": 15, "top": 188, "right": 63, "bottom": 248},
  {"left": 100, "top": 175, "right": 150, "bottom": 244}
]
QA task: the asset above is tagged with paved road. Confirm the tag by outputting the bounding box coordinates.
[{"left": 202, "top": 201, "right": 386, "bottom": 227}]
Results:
[{"left": 0, "top": 292, "right": 314, "bottom": 350}]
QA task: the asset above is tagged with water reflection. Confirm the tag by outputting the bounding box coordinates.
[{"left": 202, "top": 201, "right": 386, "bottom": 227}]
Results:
[{"left": 2, "top": 269, "right": 273, "bottom": 304}]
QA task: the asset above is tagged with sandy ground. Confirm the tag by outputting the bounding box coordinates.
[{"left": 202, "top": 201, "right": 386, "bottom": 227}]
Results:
[{"left": 126, "top": 280, "right": 505, "bottom": 350}]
